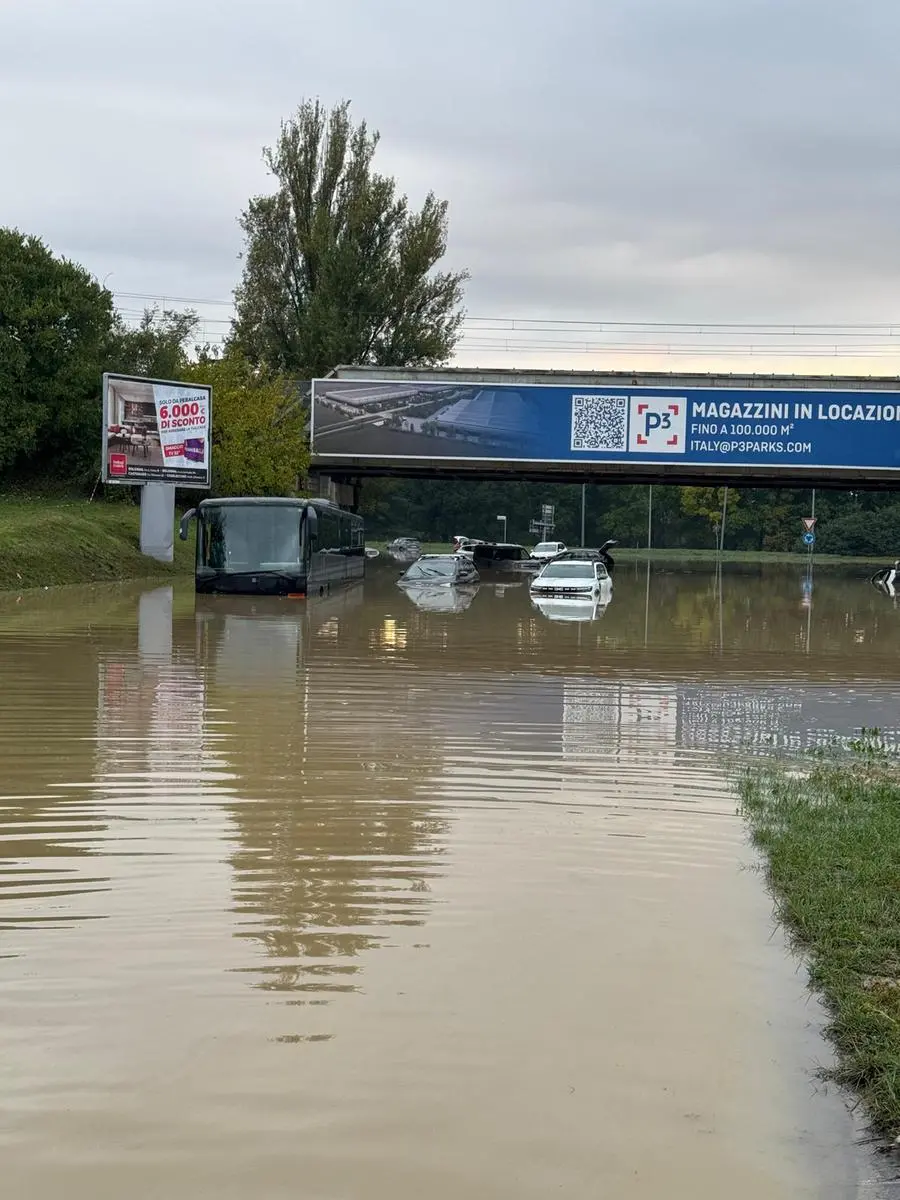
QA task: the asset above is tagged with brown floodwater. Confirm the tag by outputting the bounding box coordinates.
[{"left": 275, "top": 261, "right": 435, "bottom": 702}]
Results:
[{"left": 0, "top": 560, "right": 896, "bottom": 1198}]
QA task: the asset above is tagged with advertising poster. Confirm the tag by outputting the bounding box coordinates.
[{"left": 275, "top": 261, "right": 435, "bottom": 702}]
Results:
[
  {"left": 102, "top": 373, "right": 212, "bottom": 487},
  {"left": 311, "top": 377, "right": 900, "bottom": 474}
]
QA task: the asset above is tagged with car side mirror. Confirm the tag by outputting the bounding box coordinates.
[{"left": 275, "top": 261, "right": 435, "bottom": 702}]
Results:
[{"left": 179, "top": 508, "right": 197, "bottom": 541}]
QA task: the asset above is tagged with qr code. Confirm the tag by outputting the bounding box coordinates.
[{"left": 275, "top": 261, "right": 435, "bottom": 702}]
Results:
[{"left": 571, "top": 394, "right": 628, "bottom": 451}]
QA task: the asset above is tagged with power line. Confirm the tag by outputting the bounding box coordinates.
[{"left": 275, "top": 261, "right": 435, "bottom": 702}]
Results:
[
  {"left": 112, "top": 291, "right": 900, "bottom": 335},
  {"left": 111, "top": 291, "right": 900, "bottom": 364}
]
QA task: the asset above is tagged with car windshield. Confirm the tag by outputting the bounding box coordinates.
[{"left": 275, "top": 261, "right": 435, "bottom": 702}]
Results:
[
  {"left": 534, "top": 543, "right": 560, "bottom": 553},
  {"left": 403, "top": 558, "right": 458, "bottom": 581},
  {"left": 538, "top": 562, "right": 595, "bottom": 580},
  {"left": 478, "top": 544, "right": 526, "bottom": 559}
]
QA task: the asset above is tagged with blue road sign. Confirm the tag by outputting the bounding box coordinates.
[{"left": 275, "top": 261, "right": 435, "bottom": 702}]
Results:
[{"left": 803, "top": 531, "right": 816, "bottom": 546}]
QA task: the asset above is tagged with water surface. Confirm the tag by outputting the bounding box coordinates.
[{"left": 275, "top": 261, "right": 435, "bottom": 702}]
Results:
[{"left": 1, "top": 562, "right": 894, "bottom": 1198}]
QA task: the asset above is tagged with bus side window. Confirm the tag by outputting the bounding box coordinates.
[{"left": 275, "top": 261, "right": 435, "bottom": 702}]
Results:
[
  {"left": 340, "top": 513, "right": 353, "bottom": 554},
  {"left": 317, "top": 508, "right": 341, "bottom": 554}
]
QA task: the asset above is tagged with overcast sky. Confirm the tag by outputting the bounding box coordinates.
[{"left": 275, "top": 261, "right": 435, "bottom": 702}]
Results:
[{"left": 3, "top": 0, "right": 899, "bottom": 372}]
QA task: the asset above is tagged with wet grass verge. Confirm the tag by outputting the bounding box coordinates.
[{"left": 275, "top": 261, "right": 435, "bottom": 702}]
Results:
[
  {"left": 740, "top": 731, "right": 900, "bottom": 1139},
  {"left": 0, "top": 498, "right": 194, "bottom": 590}
]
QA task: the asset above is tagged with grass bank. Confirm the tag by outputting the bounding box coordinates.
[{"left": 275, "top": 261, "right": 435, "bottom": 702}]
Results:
[
  {"left": 740, "top": 734, "right": 900, "bottom": 1138},
  {"left": 0, "top": 499, "right": 193, "bottom": 590},
  {"left": 617, "top": 547, "right": 884, "bottom": 565}
]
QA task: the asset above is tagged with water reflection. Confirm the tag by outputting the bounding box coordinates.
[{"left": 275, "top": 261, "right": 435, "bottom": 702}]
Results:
[
  {"left": 195, "top": 591, "right": 449, "bottom": 999},
  {"left": 531, "top": 594, "right": 611, "bottom": 622},
  {"left": 398, "top": 583, "right": 478, "bottom": 613}
]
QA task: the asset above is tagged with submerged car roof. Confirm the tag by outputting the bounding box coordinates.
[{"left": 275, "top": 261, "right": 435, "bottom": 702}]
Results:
[{"left": 539, "top": 557, "right": 605, "bottom": 568}]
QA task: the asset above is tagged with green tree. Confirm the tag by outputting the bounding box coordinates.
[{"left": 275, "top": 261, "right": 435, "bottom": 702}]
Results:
[
  {"left": 0, "top": 228, "right": 116, "bottom": 483},
  {"left": 110, "top": 306, "right": 199, "bottom": 380},
  {"left": 232, "top": 99, "right": 468, "bottom": 376},
  {"left": 184, "top": 352, "right": 308, "bottom": 496},
  {"left": 680, "top": 486, "right": 739, "bottom": 547}
]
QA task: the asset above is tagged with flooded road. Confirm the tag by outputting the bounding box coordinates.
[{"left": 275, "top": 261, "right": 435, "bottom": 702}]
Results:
[{"left": 0, "top": 561, "right": 895, "bottom": 1197}]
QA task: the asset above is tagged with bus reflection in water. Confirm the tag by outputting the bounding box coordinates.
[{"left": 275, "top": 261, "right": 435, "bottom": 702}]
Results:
[{"left": 179, "top": 497, "right": 365, "bottom": 597}]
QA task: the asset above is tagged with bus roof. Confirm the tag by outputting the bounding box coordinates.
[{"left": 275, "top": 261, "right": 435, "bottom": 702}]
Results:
[{"left": 197, "top": 496, "right": 354, "bottom": 513}]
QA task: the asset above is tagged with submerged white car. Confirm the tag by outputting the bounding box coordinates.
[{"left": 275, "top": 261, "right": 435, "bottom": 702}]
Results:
[
  {"left": 531, "top": 540, "right": 567, "bottom": 561},
  {"left": 530, "top": 557, "right": 612, "bottom": 598}
]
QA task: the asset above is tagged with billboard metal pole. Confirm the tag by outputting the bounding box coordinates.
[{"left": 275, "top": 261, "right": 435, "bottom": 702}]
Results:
[
  {"left": 140, "top": 484, "right": 176, "bottom": 563},
  {"left": 580, "top": 483, "right": 586, "bottom": 546}
]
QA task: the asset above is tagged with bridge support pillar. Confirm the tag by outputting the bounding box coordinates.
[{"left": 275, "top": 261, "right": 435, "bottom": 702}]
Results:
[{"left": 305, "top": 472, "right": 360, "bottom": 511}]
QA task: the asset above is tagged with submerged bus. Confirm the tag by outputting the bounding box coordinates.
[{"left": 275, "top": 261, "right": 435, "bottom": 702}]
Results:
[{"left": 179, "top": 497, "right": 365, "bottom": 596}]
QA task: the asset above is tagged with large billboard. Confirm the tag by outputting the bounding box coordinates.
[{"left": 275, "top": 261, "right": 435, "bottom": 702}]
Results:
[
  {"left": 102, "top": 373, "right": 211, "bottom": 487},
  {"left": 311, "top": 377, "right": 900, "bottom": 473}
]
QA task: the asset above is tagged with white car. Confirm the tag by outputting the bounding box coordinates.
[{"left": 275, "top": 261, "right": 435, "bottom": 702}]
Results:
[
  {"left": 531, "top": 540, "right": 567, "bottom": 561},
  {"left": 530, "top": 557, "right": 612, "bottom": 598}
]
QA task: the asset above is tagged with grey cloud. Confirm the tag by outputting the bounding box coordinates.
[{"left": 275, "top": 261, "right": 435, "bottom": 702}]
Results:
[{"left": 2, "top": 0, "right": 900, "bottom": 348}]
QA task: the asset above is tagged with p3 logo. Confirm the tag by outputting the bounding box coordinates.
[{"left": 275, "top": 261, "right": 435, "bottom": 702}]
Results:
[{"left": 629, "top": 397, "right": 687, "bottom": 454}]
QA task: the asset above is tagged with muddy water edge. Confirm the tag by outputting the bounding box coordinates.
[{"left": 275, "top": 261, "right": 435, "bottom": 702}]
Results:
[{"left": 0, "top": 561, "right": 896, "bottom": 1198}]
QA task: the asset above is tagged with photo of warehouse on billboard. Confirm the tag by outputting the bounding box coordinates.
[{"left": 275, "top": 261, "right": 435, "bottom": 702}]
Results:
[
  {"left": 311, "top": 378, "right": 545, "bottom": 460},
  {"left": 102, "top": 373, "right": 212, "bottom": 488}
]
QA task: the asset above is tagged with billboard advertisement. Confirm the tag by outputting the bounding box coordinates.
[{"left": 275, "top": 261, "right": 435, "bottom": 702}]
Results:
[
  {"left": 102, "top": 373, "right": 211, "bottom": 487},
  {"left": 311, "top": 377, "right": 900, "bottom": 473}
]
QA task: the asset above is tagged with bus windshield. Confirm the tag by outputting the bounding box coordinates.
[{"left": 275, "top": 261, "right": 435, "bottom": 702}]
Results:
[{"left": 200, "top": 504, "right": 303, "bottom": 573}]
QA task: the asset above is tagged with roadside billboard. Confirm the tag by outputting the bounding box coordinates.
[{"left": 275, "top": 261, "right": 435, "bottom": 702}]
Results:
[
  {"left": 102, "top": 373, "right": 211, "bottom": 488},
  {"left": 311, "top": 377, "right": 900, "bottom": 474}
]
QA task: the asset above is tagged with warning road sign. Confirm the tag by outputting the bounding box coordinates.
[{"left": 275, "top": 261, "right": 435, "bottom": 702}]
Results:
[{"left": 802, "top": 517, "right": 817, "bottom": 532}]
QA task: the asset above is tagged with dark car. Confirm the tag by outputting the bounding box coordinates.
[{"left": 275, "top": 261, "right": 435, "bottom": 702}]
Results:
[
  {"left": 471, "top": 542, "right": 538, "bottom": 570},
  {"left": 398, "top": 554, "right": 480, "bottom": 586},
  {"left": 551, "top": 539, "right": 618, "bottom": 570}
]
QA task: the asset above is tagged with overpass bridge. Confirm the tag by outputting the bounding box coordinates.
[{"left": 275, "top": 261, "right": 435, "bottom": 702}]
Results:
[{"left": 308, "top": 365, "right": 900, "bottom": 501}]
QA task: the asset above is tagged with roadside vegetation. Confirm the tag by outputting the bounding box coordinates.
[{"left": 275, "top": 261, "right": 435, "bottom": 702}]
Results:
[
  {"left": 740, "top": 731, "right": 900, "bottom": 1138},
  {"left": 0, "top": 498, "right": 194, "bottom": 591}
]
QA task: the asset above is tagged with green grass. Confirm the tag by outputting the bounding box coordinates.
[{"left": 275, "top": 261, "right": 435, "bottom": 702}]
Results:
[
  {"left": 0, "top": 498, "right": 194, "bottom": 591},
  {"left": 617, "top": 547, "right": 885, "bottom": 564},
  {"left": 740, "top": 732, "right": 900, "bottom": 1138}
]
